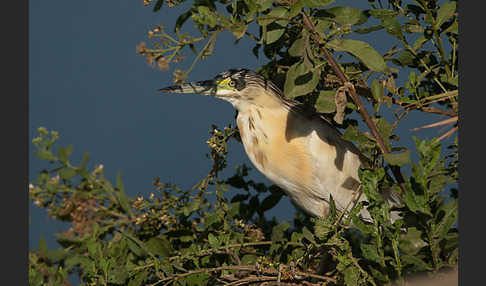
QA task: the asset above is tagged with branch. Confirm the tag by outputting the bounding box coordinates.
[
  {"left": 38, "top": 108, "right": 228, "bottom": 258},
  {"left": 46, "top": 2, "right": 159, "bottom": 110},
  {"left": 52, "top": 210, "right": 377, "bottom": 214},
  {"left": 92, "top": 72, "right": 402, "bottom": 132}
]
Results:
[
  {"left": 134, "top": 241, "right": 305, "bottom": 271},
  {"left": 355, "top": 87, "right": 457, "bottom": 117},
  {"left": 149, "top": 264, "right": 337, "bottom": 285},
  {"left": 300, "top": 11, "right": 406, "bottom": 191}
]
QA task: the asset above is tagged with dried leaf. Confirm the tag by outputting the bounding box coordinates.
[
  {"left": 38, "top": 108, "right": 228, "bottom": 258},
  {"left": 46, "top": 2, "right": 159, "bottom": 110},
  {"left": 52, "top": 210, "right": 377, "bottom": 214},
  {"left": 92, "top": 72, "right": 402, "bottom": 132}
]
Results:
[{"left": 333, "top": 87, "right": 347, "bottom": 124}]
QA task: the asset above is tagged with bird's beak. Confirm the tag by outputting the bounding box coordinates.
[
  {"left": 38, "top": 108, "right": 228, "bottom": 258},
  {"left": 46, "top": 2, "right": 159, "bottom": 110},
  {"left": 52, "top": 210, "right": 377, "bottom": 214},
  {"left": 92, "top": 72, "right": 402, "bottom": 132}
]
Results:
[{"left": 159, "top": 80, "right": 217, "bottom": 96}]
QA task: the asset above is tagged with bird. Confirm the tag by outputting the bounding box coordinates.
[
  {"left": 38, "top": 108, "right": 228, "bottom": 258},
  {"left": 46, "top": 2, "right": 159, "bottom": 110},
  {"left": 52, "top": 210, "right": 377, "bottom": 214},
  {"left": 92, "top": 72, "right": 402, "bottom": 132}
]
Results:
[{"left": 159, "top": 68, "right": 401, "bottom": 223}]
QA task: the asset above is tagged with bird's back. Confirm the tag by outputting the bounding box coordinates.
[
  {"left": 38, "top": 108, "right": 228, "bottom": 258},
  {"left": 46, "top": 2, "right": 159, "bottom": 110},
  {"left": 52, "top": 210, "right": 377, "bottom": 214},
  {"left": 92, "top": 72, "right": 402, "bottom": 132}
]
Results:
[{"left": 236, "top": 102, "right": 370, "bottom": 219}]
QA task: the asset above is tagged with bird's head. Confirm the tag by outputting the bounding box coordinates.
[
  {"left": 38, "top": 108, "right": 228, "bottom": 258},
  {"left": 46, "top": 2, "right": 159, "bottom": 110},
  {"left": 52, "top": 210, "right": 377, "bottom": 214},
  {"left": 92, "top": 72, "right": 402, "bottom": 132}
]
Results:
[{"left": 159, "top": 69, "right": 285, "bottom": 110}]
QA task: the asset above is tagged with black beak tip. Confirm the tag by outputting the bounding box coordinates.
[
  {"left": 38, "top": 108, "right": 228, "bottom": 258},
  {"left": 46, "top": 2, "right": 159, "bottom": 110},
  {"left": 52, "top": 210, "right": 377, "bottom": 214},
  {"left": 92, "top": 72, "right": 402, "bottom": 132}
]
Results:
[{"left": 158, "top": 86, "right": 178, "bottom": 93}]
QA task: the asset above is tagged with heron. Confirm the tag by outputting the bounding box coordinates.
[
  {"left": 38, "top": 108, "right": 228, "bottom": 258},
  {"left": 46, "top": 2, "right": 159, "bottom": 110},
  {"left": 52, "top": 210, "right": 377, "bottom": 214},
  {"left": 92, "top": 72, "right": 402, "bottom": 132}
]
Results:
[{"left": 160, "top": 68, "right": 401, "bottom": 223}]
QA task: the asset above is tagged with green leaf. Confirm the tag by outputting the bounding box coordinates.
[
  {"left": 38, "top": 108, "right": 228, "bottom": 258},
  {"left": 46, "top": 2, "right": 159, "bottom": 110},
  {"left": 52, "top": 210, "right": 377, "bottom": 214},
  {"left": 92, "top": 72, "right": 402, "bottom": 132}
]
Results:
[
  {"left": 360, "top": 244, "right": 382, "bottom": 264},
  {"left": 175, "top": 10, "right": 193, "bottom": 32},
  {"left": 315, "top": 90, "right": 336, "bottom": 113},
  {"left": 319, "top": 6, "right": 365, "bottom": 26},
  {"left": 369, "top": 266, "right": 389, "bottom": 283},
  {"left": 153, "top": 0, "right": 164, "bottom": 12},
  {"left": 354, "top": 24, "right": 384, "bottom": 34},
  {"left": 302, "top": 226, "right": 316, "bottom": 244},
  {"left": 381, "top": 16, "right": 404, "bottom": 40},
  {"left": 230, "top": 21, "right": 248, "bottom": 40},
  {"left": 208, "top": 233, "right": 219, "bottom": 247},
  {"left": 413, "top": 36, "right": 428, "bottom": 51},
  {"left": 258, "top": 7, "right": 289, "bottom": 44},
  {"left": 301, "top": 0, "right": 335, "bottom": 9},
  {"left": 374, "top": 117, "right": 392, "bottom": 149},
  {"left": 179, "top": 235, "right": 194, "bottom": 242},
  {"left": 38, "top": 237, "right": 48, "bottom": 257},
  {"left": 405, "top": 23, "right": 424, "bottom": 33},
  {"left": 57, "top": 145, "right": 72, "bottom": 163},
  {"left": 261, "top": 192, "right": 283, "bottom": 211},
  {"left": 393, "top": 50, "right": 414, "bottom": 66},
  {"left": 440, "top": 73, "right": 458, "bottom": 87},
  {"left": 145, "top": 236, "right": 172, "bottom": 257},
  {"left": 64, "top": 255, "right": 91, "bottom": 272},
  {"left": 289, "top": 0, "right": 305, "bottom": 18},
  {"left": 434, "top": 199, "right": 458, "bottom": 240},
  {"left": 35, "top": 150, "right": 57, "bottom": 161},
  {"left": 205, "top": 212, "right": 222, "bottom": 227},
  {"left": 79, "top": 152, "right": 90, "bottom": 170},
  {"left": 323, "top": 195, "right": 336, "bottom": 220},
  {"left": 343, "top": 125, "right": 371, "bottom": 146},
  {"left": 369, "top": 9, "right": 403, "bottom": 40},
  {"left": 315, "top": 19, "right": 331, "bottom": 33},
  {"left": 186, "top": 273, "right": 210, "bottom": 286},
  {"left": 369, "top": 8, "right": 398, "bottom": 18},
  {"left": 327, "top": 39, "right": 386, "bottom": 72},
  {"left": 288, "top": 37, "right": 305, "bottom": 57},
  {"left": 86, "top": 240, "right": 101, "bottom": 258},
  {"left": 266, "top": 22, "right": 286, "bottom": 44},
  {"left": 228, "top": 201, "right": 241, "bottom": 217},
  {"left": 108, "top": 263, "right": 129, "bottom": 284},
  {"left": 271, "top": 221, "right": 290, "bottom": 241},
  {"left": 255, "top": 0, "right": 273, "bottom": 13},
  {"left": 359, "top": 168, "right": 385, "bottom": 202},
  {"left": 443, "top": 20, "right": 458, "bottom": 34},
  {"left": 284, "top": 61, "right": 321, "bottom": 98},
  {"left": 116, "top": 172, "right": 133, "bottom": 216},
  {"left": 403, "top": 177, "right": 430, "bottom": 215},
  {"left": 126, "top": 237, "right": 146, "bottom": 258},
  {"left": 414, "top": 136, "right": 442, "bottom": 173},
  {"left": 59, "top": 168, "right": 76, "bottom": 180},
  {"left": 343, "top": 265, "right": 360, "bottom": 286},
  {"left": 314, "top": 218, "right": 333, "bottom": 238},
  {"left": 371, "top": 79, "right": 384, "bottom": 102},
  {"left": 241, "top": 254, "right": 258, "bottom": 265},
  {"left": 399, "top": 227, "right": 427, "bottom": 255},
  {"left": 352, "top": 215, "right": 373, "bottom": 234},
  {"left": 428, "top": 173, "right": 449, "bottom": 195},
  {"left": 56, "top": 233, "right": 84, "bottom": 247},
  {"left": 383, "top": 149, "right": 410, "bottom": 166},
  {"left": 435, "top": 2, "right": 456, "bottom": 30},
  {"left": 401, "top": 255, "right": 433, "bottom": 271},
  {"left": 258, "top": 7, "right": 288, "bottom": 26},
  {"left": 158, "top": 258, "right": 174, "bottom": 275}
]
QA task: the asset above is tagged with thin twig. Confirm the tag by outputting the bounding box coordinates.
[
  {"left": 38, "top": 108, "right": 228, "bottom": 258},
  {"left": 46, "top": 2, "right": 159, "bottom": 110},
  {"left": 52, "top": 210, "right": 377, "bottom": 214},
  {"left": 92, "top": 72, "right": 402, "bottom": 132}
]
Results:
[
  {"left": 225, "top": 276, "right": 277, "bottom": 286},
  {"left": 134, "top": 241, "right": 304, "bottom": 271},
  {"left": 435, "top": 126, "right": 458, "bottom": 142},
  {"left": 149, "top": 265, "right": 336, "bottom": 285},
  {"left": 411, "top": 116, "right": 457, "bottom": 131},
  {"left": 333, "top": 185, "right": 363, "bottom": 227},
  {"left": 419, "top": 106, "right": 456, "bottom": 117},
  {"left": 401, "top": 90, "right": 458, "bottom": 109},
  {"left": 404, "top": 44, "right": 448, "bottom": 94},
  {"left": 253, "top": 16, "right": 302, "bottom": 26},
  {"left": 355, "top": 87, "right": 457, "bottom": 117}
]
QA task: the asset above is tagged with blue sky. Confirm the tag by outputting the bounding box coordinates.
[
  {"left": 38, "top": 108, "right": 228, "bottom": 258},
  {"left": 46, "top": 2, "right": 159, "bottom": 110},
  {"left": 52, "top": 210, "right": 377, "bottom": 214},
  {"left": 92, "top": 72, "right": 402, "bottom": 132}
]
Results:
[{"left": 29, "top": 0, "right": 454, "bottom": 252}]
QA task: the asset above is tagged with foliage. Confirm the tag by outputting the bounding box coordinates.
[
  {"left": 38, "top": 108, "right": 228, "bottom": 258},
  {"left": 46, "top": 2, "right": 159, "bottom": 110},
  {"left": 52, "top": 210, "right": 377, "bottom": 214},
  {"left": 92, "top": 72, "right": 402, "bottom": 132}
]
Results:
[{"left": 30, "top": 0, "right": 458, "bottom": 285}]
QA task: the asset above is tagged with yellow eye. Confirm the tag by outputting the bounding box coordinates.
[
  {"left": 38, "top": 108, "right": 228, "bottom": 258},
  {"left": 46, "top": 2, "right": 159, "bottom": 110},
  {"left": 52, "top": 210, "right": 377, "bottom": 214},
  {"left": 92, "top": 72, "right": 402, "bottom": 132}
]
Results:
[{"left": 228, "top": 80, "right": 236, "bottom": 87}]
